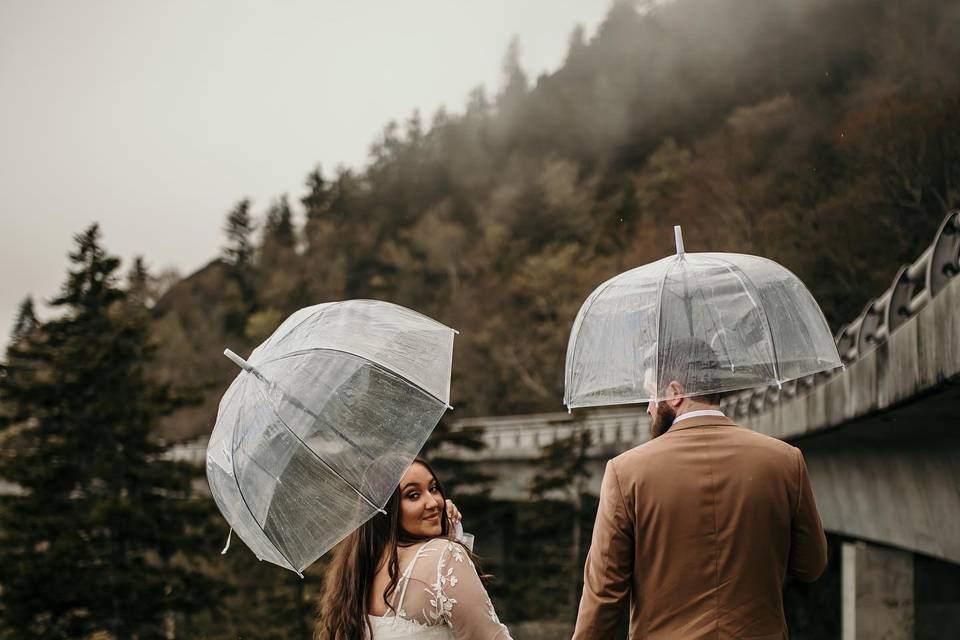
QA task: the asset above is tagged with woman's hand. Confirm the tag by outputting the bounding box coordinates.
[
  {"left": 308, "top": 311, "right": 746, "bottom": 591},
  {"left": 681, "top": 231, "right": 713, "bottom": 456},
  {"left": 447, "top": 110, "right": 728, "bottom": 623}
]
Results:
[{"left": 445, "top": 499, "right": 462, "bottom": 525}]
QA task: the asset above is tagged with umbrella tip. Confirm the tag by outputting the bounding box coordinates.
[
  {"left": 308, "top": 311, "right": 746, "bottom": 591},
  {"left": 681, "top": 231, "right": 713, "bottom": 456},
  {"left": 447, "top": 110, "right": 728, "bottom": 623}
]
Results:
[
  {"left": 224, "top": 348, "right": 252, "bottom": 372},
  {"left": 674, "top": 225, "right": 685, "bottom": 256}
]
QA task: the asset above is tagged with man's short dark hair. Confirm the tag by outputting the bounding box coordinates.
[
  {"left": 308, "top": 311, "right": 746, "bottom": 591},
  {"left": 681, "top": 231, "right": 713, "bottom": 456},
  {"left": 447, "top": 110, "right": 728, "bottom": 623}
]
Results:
[{"left": 659, "top": 336, "right": 724, "bottom": 406}]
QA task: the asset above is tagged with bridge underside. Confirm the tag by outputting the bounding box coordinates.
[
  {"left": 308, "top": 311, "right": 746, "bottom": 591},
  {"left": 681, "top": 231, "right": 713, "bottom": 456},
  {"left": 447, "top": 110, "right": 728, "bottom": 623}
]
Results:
[{"left": 794, "top": 381, "right": 960, "bottom": 565}]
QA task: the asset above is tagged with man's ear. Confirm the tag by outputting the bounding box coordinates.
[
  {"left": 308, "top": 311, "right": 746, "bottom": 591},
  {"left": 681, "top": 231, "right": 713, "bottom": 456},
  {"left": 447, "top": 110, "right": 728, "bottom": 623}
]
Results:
[{"left": 666, "top": 380, "right": 685, "bottom": 408}]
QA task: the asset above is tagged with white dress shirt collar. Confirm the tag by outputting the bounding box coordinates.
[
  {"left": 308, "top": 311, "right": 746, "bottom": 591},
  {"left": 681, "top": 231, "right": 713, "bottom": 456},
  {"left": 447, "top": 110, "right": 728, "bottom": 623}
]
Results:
[{"left": 673, "top": 409, "right": 726, "bottom": 424}]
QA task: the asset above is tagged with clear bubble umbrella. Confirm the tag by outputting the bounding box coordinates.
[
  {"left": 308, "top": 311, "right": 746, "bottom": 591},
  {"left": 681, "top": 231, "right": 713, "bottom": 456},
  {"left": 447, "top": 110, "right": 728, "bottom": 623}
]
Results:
[
  {"left": 205, "top": 300, "right": 456, "bottom": 576},
  {"left": 564, "top": 227, "right": 842, "bottom": 409}
]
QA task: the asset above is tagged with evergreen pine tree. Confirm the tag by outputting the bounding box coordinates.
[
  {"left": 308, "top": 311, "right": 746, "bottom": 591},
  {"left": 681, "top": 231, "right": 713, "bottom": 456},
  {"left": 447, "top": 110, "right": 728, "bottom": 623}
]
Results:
[
  {"left": 221, "top": 199, "right": 258, "bottom": 333},
  {"left": 530, "top": 423, "right": 594, "bottom": 617},
  {"left": 222, "top": 199, "right": 256, "bottom": 271},
  {"left": 260, "top": 195, "right": 296, "bottom": 275},
  {"left": 9, "top": 296, "right": 38, "bottom": 345},
  {"left": 301, "top": 166, "right": 334, "bottom": 224},
  {"left": 262, "top": 195, "right": 295, "bottom": 252},
  {"left": 499, "top": 37, "right": 529, "bottom": 103},
  {"left": 565, "top": 24, "right": 587, "bottom": 64},
  {"left": 126, "top": 255, "right": 153, "bottom": 310},
  {"left": 493, "top": 37, "right": 528, "bottom": 142},
  {"left": 0, "top": 224, "right": 219, "bottom": 639}
]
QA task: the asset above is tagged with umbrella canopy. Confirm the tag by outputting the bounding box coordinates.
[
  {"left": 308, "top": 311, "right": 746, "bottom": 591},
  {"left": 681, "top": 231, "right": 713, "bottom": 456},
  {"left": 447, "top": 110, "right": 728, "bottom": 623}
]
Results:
[
  {"left": 206, "top": 300, "right": 456, "bottom": 575},
  {"left": 565, "top": 227, "right": 841, "bottom": 409}
]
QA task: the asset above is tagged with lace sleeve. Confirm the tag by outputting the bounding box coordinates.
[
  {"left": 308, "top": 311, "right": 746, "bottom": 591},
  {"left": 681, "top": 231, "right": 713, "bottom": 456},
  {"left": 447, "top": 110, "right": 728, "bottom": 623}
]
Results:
[{"left": 408, "top": 539, "right": 513, "bottom": 640}]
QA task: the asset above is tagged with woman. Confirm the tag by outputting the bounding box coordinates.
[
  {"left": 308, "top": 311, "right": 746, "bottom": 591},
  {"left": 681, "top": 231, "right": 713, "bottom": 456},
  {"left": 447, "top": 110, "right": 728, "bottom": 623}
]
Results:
[{"left": 316, "top": 458, "right": 512, "bottom": 640}]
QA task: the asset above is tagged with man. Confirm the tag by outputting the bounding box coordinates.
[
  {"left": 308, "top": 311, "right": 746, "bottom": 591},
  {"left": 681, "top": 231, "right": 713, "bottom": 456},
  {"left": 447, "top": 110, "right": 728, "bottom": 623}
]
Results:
[{"left": 572, "top": 340, "right": 827, "bottom": 639}]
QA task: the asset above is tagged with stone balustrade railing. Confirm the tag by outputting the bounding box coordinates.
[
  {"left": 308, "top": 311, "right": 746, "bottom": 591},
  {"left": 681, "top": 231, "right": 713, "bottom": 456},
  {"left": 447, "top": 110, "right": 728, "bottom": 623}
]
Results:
[{"left": 442, "top": 407, "right": 649, "bottom": 460}]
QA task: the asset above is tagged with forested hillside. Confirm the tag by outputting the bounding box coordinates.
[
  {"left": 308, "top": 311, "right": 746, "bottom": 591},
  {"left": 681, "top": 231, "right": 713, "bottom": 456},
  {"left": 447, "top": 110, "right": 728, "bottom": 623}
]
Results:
[{"left": 152, "top": 0, "right": 960, "bottom": 439}]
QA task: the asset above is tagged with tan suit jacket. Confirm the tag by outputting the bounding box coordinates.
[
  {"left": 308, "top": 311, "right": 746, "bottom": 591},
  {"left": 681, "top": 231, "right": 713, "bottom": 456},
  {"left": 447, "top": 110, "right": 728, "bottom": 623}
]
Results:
[{"left": 572, "top": 415, "right": 827, "bottom": 640}]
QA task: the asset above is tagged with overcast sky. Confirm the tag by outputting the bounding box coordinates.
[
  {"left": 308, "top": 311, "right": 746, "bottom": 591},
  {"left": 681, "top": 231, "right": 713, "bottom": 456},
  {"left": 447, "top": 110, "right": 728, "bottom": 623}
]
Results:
[{"left": 0, "top": 0, "right": 613, "bottom": 350}]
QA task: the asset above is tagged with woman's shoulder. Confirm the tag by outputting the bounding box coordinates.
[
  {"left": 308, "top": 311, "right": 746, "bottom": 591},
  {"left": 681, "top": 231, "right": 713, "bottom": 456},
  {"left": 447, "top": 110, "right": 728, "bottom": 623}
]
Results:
[
  {"left": 397, "top": 537, "right": 449, "bottom": 567},
  {"left": 409, "top": 536, "right": 457, "bottom": 553},
  {"left": 401, "top": 537, "right": 469, "bottom": 570},
  {"left": 420, "top": 537, "right": 476, "bottom": 575},
  {"left": 419, "top": 536, "right": 460, "bottom": 553}
]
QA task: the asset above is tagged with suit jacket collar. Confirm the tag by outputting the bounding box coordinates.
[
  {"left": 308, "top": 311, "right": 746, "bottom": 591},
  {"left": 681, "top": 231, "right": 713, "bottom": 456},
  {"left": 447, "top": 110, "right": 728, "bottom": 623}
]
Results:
[{"left": 666, "top": 414, "right": 738, "bottom": 433}]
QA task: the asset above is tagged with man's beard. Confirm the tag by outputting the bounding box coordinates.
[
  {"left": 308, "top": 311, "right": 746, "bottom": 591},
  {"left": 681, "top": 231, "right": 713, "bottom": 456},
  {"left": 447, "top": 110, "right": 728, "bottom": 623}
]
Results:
[{"left": 651, "top": 402, "right": 677, "bottom": 439}]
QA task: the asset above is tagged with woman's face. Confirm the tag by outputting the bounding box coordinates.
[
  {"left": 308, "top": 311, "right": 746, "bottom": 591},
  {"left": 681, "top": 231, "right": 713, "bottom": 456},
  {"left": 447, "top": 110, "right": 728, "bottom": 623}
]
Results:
[{"left": 398, "top": 462, "right": 444, "bottom": 538}]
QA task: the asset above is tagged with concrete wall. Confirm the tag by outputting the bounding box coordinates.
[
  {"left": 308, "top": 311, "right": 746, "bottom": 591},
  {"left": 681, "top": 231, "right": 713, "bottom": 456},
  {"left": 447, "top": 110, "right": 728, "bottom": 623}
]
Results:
[{"left": 807, "top": 442, "right": 960, "bottom": 565}]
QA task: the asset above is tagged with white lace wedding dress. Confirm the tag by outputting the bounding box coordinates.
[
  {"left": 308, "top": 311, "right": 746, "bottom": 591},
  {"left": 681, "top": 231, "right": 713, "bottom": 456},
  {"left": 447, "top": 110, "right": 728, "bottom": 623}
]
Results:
[{"left": 366, "top": 538, "right": 513, "bottom": 640}]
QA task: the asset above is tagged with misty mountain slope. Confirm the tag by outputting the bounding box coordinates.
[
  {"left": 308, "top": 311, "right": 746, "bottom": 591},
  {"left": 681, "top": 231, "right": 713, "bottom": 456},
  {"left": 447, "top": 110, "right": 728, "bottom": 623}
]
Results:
[{"left": 153, "top": 0, "right": 960, "bottom": 439}]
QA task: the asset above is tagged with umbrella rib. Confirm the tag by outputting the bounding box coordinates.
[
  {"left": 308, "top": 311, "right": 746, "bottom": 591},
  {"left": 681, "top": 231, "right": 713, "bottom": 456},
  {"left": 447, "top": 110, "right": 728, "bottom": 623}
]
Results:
[
  {"left": 261, "top": 313, "right": 314, "bottom": 352},
  {"left": 694, "top": 258, "right": 738, "bottom": 371},
  {"left": 652, "top": 257, "right": 677, "bottom": 402},
  {"left": 714, "top": 257, "right": 782, "bottom": 385},
  {"left": 228, "top": 377, "right": 298, "bottom": 571},
  {"left": 253, "top": 380, "right": 387, "bottom": 515}
]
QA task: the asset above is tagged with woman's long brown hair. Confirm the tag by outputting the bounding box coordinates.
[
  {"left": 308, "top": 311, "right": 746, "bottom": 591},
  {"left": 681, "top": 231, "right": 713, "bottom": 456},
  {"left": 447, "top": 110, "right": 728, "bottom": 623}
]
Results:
[{"left": 315, "top": 457, "right": 480, "bottom": 640}]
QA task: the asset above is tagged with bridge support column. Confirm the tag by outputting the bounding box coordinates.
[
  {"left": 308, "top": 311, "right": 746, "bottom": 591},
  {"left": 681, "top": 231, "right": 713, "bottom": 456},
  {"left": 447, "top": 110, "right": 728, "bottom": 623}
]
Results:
[{"left": 842, "top": 541, "right": 914, "bottom": 640}]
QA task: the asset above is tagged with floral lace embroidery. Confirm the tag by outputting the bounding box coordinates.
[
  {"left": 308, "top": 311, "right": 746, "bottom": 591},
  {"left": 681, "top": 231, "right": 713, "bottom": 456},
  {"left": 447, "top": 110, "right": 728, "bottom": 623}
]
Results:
[
  {"left": 423, "top": 540, "right": 463, "bottom": 624},
  {"left": 385, "top": 538, "right": 508, "bottom": 636},
  {"left": 486, "top": 594, "right": 501, "bottom": 624}
]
